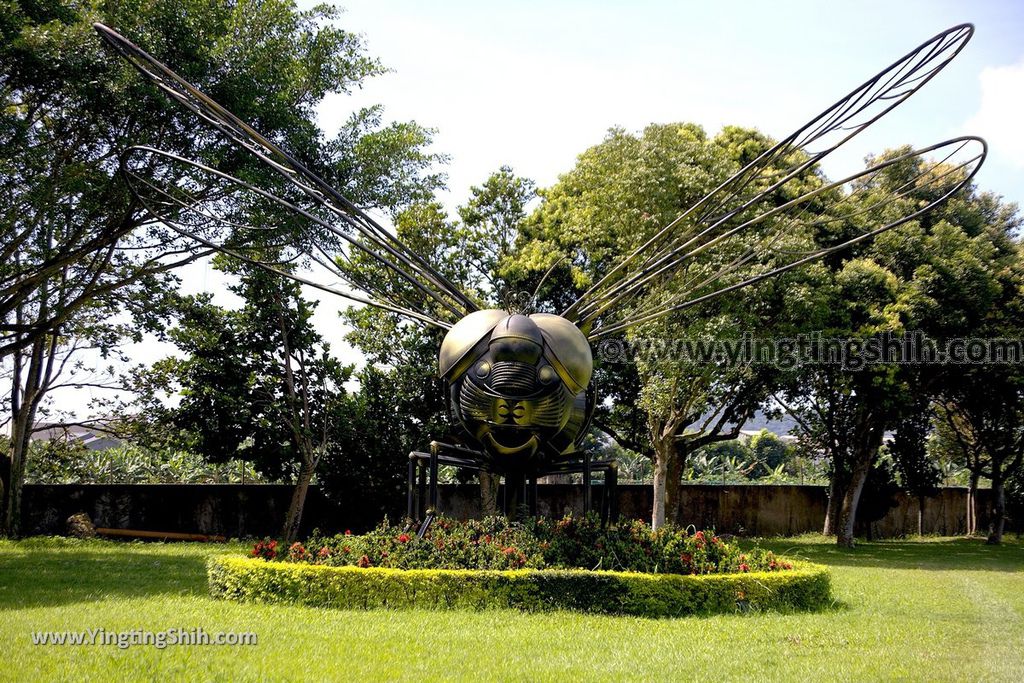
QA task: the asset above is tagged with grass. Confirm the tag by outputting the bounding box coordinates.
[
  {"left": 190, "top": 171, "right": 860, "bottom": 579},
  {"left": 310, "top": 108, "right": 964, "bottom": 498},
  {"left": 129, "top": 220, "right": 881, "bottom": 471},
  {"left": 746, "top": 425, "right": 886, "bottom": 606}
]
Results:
[{"left": 0, "top": 534, "right": 1021, "bottom": 682}]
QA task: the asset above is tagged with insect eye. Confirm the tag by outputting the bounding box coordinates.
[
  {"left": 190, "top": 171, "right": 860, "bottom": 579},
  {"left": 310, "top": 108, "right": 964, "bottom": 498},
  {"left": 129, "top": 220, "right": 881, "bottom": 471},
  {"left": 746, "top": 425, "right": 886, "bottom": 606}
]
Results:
[
  {"left": 538, "top": 366, "right": 557, "bottom": 384},
  {"left": 475, "top": 361, "right": 491, "bottom": 378}
]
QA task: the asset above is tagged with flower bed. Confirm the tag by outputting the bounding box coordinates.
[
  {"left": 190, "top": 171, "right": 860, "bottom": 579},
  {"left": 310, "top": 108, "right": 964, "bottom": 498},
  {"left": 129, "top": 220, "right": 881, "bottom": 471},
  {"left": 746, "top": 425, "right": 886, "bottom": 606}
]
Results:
[
  {"left": 255, "top": 515, "right": 798, "bottom": 575},
  {"left": 208, "top": 556, "right": 831, "bottom": 617},
  {"left": 210, "top": 515, "right": 831, "bottom": 617}
]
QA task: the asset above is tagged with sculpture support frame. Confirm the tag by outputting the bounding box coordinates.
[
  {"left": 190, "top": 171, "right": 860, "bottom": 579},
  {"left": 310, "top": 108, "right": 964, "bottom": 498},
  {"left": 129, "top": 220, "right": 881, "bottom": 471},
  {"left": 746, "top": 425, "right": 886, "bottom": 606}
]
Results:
[{"left": 406, "top": 441, "right": 618, "bottom": 535}]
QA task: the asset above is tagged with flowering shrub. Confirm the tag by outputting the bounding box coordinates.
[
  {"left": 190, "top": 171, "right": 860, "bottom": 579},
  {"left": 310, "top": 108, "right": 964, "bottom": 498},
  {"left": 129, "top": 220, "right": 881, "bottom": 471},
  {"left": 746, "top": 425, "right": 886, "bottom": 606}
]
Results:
[
  {"left": 251, "top": 538, "right": 278, "bottom": 560},
  {"left": 288, "top": 542, "right": 311, "bottom": 562},
  {"left": 252, "top": 514, "right": 794, "bottom": 575}
]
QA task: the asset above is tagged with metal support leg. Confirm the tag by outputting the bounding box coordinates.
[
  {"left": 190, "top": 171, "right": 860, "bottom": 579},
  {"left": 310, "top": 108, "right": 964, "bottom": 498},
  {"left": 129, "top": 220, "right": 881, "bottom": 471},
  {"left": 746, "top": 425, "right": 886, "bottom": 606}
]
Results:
[
  {"left": 407, "top": 454, "right": 417, "bottom": 521},
  {"left": 428, "top": 441, "right": 440, "bottom": 514},
  {"left": 583, "top": 451, "right": 592, "bottom": 514},
  {"left": 608, "top": 460, "right": 619, "bottom": 523},
  {"left": 417, "top": 460, "right": 427, "bottom": 520},
  {"left": 600, "top": 461, "right": 619, "bottom": 527}
]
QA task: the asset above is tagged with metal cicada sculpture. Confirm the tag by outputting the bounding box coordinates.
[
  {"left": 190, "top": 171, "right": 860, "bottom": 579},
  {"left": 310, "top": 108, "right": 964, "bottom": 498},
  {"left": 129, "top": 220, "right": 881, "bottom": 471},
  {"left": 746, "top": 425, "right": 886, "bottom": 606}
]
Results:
[{"left": 93, "top": 22, "right": 985, "bottom": 519}]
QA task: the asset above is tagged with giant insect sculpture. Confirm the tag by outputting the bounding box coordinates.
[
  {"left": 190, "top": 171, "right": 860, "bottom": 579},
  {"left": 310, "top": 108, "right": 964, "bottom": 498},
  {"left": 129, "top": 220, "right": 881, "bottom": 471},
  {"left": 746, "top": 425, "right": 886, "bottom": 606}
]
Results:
[{"left": 93, "top": 22, "right": 985, "bottom": 525}]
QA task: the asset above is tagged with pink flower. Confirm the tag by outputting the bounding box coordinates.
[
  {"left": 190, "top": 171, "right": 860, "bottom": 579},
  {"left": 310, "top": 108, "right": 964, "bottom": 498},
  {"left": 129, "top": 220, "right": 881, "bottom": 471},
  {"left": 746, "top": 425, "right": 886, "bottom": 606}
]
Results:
[{"left": 739, "top": 563, "right": 750, "bottom": 572}]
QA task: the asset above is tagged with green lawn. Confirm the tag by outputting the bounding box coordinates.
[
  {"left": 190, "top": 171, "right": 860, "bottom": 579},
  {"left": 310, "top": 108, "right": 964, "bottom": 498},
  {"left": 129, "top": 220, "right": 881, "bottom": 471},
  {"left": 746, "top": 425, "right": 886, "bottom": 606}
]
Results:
[{"left": 0, "top": 535, "right": 1021, "bottom": 682}]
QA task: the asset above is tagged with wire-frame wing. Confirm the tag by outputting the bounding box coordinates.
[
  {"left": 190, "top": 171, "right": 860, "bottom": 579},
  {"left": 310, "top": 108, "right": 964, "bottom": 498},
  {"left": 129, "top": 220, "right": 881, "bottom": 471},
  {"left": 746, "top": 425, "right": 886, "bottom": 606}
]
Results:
[
  {"left": 586, "top": 136, "right": 987, "bottom": 340},
  {"left": 93, "top": 22, "right": 477, "bottom": 328},
  {"left": 563, "top": 24, "right": 980, "bottom": 335}
]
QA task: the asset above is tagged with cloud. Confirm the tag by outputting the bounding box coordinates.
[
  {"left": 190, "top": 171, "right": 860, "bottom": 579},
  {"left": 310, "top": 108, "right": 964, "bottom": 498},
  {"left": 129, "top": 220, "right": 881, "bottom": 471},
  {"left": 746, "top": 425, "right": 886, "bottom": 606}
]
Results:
[{"left": 964, "top": 59, "right": 1024, "bottom": 168}]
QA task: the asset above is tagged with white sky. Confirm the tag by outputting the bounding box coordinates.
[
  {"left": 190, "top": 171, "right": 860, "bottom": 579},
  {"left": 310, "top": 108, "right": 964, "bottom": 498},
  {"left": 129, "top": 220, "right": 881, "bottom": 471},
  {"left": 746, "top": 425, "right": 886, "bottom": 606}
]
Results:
[{"left": 49, "top": 0, "right": 1024, "bottom": 418}]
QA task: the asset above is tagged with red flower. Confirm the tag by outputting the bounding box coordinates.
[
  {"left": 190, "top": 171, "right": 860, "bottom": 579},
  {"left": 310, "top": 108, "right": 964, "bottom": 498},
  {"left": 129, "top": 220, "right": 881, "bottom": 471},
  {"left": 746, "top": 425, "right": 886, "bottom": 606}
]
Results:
[
  {"left": 344, "top": 530, "right": 352, "bottom": 536},
  {"left": 680, "top": 553, "right": 693, "bottom": 564},
  {"left": 317, "top": 547, "right": 331, "bottom": 558},
  {"left": 739, "top": 563, "right": 750, "bottom": 572},
  {"left": 342, "top": 545, "right": 351, "bottom": 554},
  {"left": 694, "top": 531, "right": 705, "bottom": 541},
  {"left": 357, "top": 555, "right": 371, "bottom": 568},
  {"left": 397, "top": 533, "right": 411, "bottom": 543},
  {"left": 288, "top": 542, "right": 310, "bottom": 561},
  {"left": 251, "top": 540, "right": 279, "bottom": 560}
]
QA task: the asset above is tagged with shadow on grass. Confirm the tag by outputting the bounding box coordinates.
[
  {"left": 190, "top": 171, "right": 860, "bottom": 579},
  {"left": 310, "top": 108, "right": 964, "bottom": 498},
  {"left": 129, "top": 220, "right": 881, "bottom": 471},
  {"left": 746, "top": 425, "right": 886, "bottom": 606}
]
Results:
[
  {"left": 755, "top": 536, "right": 1024, "bottom": 573},
  {"left": 0, "top": 542, "right": 211, "bottom": 611}
]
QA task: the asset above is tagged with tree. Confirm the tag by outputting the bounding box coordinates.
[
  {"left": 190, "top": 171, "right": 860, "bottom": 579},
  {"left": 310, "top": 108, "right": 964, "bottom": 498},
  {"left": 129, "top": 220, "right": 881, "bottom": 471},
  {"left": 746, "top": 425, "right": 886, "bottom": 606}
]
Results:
[
  {"left": 516, "top": 123, "right": 826, "bottom": 528},
  {"left": 749, "top": 429, "right": 793, "bottom": 476},
  {"left": 780, "top": 151, "right": 1020, "bottom": 546},
  {"left": 930, "top": 402, "right": 989, "bottom": 534},
  {"left": 317, "top": 365, "right": 418, "bottom": 531},
  {"left": 2, "top": 299, "right": 131, "bottom": 532},
  {"left": 890, "top": 400, "right": 942, "bottom": 535},
  {"left": 1, "top": 0, "right": 446, "bottom": 536},
  {"left": 939, "top": 365, "right": 1024, "bottom": 544},
  {"left": 134, "top": 265, "right": 351, "bottom": 542}
]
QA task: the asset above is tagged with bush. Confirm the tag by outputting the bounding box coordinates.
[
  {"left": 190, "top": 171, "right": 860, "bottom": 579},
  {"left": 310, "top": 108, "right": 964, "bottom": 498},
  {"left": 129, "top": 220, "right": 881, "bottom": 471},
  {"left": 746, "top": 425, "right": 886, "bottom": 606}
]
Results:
[
  {"left": 208, "top": 555, "right": 831, "bottom": 617},
  {"left": 277, "top": 514, "right": 794, "bottom": 575}
]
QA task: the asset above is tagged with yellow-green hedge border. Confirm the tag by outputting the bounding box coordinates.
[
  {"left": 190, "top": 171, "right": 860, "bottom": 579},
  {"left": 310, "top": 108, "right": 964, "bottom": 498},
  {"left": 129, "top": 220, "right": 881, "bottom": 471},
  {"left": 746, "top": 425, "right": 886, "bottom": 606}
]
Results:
[{"left": 208, "top": 556, "right": 831, "bottom": 618}]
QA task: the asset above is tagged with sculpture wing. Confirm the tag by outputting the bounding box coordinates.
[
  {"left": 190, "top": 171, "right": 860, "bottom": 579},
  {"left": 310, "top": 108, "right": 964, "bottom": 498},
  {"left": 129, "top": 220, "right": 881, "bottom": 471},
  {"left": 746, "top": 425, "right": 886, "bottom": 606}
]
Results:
[
  {"left": 559, "top": 24, "right": 985, "bottom": 339},
  {"left": 95, "top": 23, "right": 477, "bottom": 329}
]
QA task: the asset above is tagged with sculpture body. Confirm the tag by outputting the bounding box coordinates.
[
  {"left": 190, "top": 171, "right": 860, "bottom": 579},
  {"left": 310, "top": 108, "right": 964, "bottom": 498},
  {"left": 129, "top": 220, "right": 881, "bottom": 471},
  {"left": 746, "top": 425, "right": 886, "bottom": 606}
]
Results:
[{"left": 440, "top": 311, "right": 594, "bottom": 468}]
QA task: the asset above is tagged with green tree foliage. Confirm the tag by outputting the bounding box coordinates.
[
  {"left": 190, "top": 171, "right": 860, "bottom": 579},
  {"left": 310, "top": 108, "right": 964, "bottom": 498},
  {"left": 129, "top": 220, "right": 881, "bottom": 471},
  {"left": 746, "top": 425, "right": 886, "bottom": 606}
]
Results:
[
  {"left": 929, "top": 402, "right": 989, "bottom": 534},
  {"left": 25, "top": 440, "right": 264, "bottom": 484},
  {"left": 515, "top": 123, "right": 827, "bottom": 528},
  {"left": 749, "top": 429, "right": 794, "bottom": 476},
  {"left": 317, "top": 365, "right": 412, "bottom": 531},
  {"left": 135, "top": 265, "right": 351, "bottom": 540},
  {"left": 1, "top": 0, "right": 444, "bottom": 536},
  {"left": 778, "top": 148, "right": 1021, "bottom": 546},
  {"left": 939, "top": 363, "right": 1024, "bottom": 544}
]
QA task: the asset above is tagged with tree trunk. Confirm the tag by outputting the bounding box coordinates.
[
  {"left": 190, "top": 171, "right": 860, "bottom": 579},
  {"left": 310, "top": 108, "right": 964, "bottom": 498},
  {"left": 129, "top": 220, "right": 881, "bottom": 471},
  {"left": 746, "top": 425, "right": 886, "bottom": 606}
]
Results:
[
  {"left": 651, "top": 441, "right": 672, "bottom": 530},
  {"left": 665, "top": 442, "right": 687, "bottom": 526},
  {"left": 479, "top": 472, "right": 500, "bottom": 516},
  {"left": 2, "top": 337, "right": 47, "bottom": 537},
  {"left": 836, "top": 453, "right": 872, "bottom": 548},
  {"left": 986, "top": 473, "right": 1006, "bottom": 545},
  {"left": 967, "top": 470, "right": 979, "bottom": 535},
  {"left": 3, "top": 423, "right": 30, "bottom": 538},
  {"left": 281, "top": 460, "right": 315, "bottom": 543},
  {"left": 823, "top": 474, "right": 842, "bottom": 536}
]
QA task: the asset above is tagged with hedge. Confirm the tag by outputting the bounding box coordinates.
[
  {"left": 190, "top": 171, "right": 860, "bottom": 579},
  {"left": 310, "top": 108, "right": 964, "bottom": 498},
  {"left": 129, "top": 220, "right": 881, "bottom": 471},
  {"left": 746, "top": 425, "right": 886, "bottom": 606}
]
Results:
[{"left": 208, "top": 555, "right": 832, "bottom": 618}]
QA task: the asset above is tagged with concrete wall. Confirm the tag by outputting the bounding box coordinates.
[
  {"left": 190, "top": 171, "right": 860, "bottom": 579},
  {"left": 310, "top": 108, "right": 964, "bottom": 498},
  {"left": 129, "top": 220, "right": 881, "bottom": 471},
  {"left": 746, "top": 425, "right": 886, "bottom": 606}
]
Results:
[{"left": 20, "top": 482, "right": 996, "bottom": 539}]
